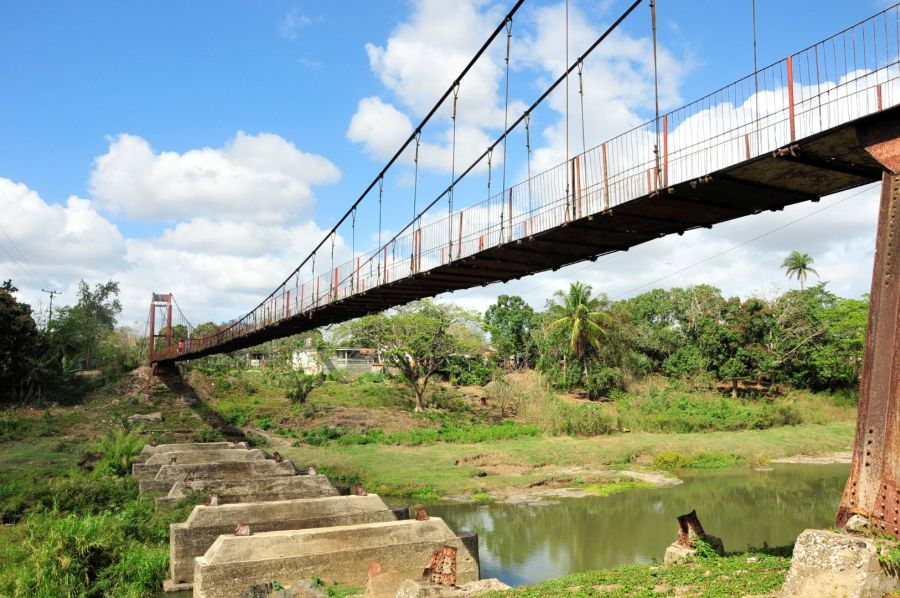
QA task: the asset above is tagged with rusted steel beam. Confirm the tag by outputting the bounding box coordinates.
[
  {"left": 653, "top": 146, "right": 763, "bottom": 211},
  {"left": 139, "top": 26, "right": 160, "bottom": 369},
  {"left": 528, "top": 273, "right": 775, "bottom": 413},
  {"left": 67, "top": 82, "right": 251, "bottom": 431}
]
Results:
[{"left": 837, "top": 172, "right": 900, "bottom": 537}]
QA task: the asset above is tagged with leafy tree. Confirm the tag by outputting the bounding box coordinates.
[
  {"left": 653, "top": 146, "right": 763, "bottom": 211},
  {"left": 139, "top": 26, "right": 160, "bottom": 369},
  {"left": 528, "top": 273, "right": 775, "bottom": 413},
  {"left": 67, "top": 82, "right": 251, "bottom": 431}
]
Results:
[
  {"left": 698, "top": 297, "right": 772, "bottom": 396},
  {"left": 344, "top": 301, "right": 480, "bottom": 411},
  {"left": 484, "top": 295, "right": 536, "bottom": 366},
  {"left": 49, "top": 280, "right": 122, "bottom": 368},
  {"left": 546, "top": 282, "right": 610, "bottom": 381},
  {"left": 0, "top": 280, "right": 44, "bottom": 403},
  {"left": 782, "top": 250, "right": 819, "bottom": 291}
]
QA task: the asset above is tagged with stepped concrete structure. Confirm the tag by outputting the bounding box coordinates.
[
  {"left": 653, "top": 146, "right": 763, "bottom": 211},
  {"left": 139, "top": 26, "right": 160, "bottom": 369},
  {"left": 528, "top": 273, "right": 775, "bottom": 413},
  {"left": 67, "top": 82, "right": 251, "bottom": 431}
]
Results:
[
  {"left": 166, "top": 494, "right": 402, "bottom": 588},
  {"left": 192, "top": 518, "right": 479, "bottom": 598},
  {"left": 132, "top": 448, "right": 265, "bottom": 480},
  {"left": 155, "top": 473, "right": 339, "bottom": 510},
  {"left": 129, "top": 441, "right": 480, "bottom": 596},
  {"left": 138, "top": 441, "right": 248, "bottom": 462}
]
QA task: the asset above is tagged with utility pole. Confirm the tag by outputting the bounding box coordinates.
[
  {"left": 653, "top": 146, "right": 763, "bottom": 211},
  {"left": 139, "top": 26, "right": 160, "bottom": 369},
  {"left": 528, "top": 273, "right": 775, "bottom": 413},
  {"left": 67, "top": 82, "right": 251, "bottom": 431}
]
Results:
[{"left": 41, "top": 288, "right": 61, "bottom": 329}]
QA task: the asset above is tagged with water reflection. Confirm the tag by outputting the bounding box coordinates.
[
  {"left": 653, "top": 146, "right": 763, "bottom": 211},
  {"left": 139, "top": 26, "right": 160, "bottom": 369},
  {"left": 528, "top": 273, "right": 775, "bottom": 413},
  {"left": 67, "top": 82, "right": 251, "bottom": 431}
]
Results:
[{"left": 423, "top": 464, "right": 849, "bottom": 587}]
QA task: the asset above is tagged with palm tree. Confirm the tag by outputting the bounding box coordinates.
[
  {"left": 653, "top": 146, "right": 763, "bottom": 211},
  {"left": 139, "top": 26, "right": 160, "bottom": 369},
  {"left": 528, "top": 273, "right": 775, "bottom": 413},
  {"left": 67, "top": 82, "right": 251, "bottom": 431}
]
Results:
[
  {"left": 547, "top": 282, "right": 609, "bottom": 379},
  {"left": 781, "top": 250, "right": 819, "bottom": 291}
]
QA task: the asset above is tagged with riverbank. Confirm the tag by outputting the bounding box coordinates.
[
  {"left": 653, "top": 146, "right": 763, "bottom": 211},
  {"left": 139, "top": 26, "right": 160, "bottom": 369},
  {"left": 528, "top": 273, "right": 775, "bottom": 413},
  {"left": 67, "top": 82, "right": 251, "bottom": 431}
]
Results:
[
  {"left": 484, "top": 549, "right": 792, "bottom": 597},
  {"left": 281, "top": 422, "right": 854, "bottom": 500}
]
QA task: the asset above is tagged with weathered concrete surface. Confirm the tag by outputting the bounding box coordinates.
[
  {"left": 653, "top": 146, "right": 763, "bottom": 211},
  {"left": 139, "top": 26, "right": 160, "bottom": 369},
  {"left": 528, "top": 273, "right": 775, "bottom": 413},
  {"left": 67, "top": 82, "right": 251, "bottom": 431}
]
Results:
[
  {"left": 193, "top": 518, "right": 479, "bottom": 598},
  {"left": 138, "top": 441, "right": 248, "bottom": 462},
  {"left": 167, "top": 495, "right": 400, "bottom": 585},
  {"left": 394, "top": 578, "right": 510, "bottom": 598},
  {"left": 779, "top": 529, "right": 899, "bottom": 597},
  {"left": 132, "top": 449, "right": 266, "bottom": 480},
  {"left": 155, "top": 474, "right": 339, "bottom": 510},
  {"left": 153, "top": 459, "right": 297, "bottom": 483}
]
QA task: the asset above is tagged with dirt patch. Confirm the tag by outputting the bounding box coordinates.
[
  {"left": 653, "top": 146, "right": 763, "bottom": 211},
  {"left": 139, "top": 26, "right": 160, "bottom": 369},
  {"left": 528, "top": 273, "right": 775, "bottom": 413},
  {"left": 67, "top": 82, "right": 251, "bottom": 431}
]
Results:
[
  {"left": 454, "top": 453, "right": 531, "bottom": 475},
  {"left": 619, "top": 469, "right": 683, "bottom": 487},
  {"left": 770, "top": 451, "right": 852, "bottom": 464}
]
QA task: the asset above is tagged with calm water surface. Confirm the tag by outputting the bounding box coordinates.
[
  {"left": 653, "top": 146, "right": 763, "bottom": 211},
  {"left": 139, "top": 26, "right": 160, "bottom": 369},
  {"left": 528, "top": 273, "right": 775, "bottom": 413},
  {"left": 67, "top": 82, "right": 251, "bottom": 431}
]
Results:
[{"left": 420, "top": 464, "right": 849, "bottom": 587}]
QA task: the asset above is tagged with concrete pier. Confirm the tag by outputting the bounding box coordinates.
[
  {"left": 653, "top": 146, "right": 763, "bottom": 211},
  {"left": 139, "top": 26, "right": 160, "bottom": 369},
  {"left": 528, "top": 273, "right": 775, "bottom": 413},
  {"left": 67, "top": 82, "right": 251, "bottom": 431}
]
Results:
[
  {"left": 138, "top": 441, "right": 248, "bottom": 462},
  {"left": 167, "top": 494, "right": 401, "bottom": 587},
  {"left": 132, "top": 448, "right": 266, "bottom": 480},
  {"left": 193, "top": 518, "right": 480, "bottom": 598},
  {"left": 155, "top": 473, "right": 339, "bottom": 510}
]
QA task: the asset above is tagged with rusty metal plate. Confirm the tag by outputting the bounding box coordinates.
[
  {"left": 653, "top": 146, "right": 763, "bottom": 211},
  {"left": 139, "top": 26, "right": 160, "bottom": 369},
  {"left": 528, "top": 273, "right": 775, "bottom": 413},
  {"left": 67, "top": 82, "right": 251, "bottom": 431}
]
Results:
[
  {"left": 675, "top": 510, "right": 707, "bottom": 547},
  {"left": 354, "top": 484, "right": 367, "bottom": 496},
  {"left": 205, "top": 494, "right": 219, "bottom": 507},
  {"left": 367, "top": 561, "right": 384, "bottom": 581},
  {"left": 424, "top": 545, "right": 457, "bottom": 586},
  {"left": 415, "top": 507, "right": 430, "bottom": 521},
  {"left": 234, "top": 523, "right": 251, "bottom": 536}
]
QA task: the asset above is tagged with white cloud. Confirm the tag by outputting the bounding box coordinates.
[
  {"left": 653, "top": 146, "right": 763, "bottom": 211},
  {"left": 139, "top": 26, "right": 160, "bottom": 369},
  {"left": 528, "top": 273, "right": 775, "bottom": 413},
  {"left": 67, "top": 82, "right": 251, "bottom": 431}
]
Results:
[
  {"left": 280, "top": 9, "right": 313, "bottom": 40},
  {"left": 89, "top": 132, "right": 341, "bottom": 224},
  {"left": 0, "top": 178, "right": 125, "bottom": 290}
]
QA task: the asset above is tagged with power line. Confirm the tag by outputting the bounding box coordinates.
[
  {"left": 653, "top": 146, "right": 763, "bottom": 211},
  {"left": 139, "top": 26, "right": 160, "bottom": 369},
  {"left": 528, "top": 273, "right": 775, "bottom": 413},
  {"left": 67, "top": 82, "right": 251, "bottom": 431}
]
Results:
[{"left": 0, "top": 222, "right": 49, "bottom": 289}]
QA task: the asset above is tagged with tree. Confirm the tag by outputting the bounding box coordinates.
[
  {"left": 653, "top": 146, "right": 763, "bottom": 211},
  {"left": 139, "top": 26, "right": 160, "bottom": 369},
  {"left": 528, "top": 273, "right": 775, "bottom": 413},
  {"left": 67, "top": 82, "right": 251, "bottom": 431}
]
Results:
[
  {"left": 546, "top": 282, "right": 610, "bottom": 380},
  {"left": 782, "top": 250, "right": 819, "bottom": 291},
  {"left": 484, "top": 295, "right": 536, "bottom": 366},
  {"left": 345, "top": 301, "right": 480, "bottom": 412},
  {"left": 0, "top": 280, "right": 44, "bottom": 403},
  {"left": 49, "top": 280, "right": 122, "bottom": 369}
]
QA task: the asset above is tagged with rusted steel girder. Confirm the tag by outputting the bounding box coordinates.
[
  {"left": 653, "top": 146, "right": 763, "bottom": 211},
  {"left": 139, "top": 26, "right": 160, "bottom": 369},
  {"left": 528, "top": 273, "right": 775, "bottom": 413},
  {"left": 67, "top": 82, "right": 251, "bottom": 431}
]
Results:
[{"left": 836, "top": 171, "right": 900, "bottom": 536}]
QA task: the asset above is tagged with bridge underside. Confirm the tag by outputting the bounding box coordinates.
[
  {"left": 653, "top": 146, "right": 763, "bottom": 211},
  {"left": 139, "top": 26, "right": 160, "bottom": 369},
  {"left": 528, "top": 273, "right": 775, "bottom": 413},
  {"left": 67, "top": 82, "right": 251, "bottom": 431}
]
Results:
[{"left": 161, "top": 106, "right": 899, "bottom": 363}]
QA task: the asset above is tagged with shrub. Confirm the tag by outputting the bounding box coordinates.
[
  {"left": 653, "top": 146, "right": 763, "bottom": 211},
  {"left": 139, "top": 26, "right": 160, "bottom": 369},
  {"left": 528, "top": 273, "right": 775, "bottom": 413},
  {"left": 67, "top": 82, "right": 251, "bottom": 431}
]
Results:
[
  {"left": 585, "top": 366, "right": 623, "bottom": 400},
  {"left": 663, "top": 346, "right": 707, "bottom": 378},
  {"left": 0, "top": 416, "right": 33, "bottom": 442},
  {"left": 91, "top": 428, "right": 144, "bottom": 477},
  {"left": 285, "top": 372, "right": 320, "bottom": 404},
  {"left": 447, "top": 356, "right": 494, "bottom": 386}
]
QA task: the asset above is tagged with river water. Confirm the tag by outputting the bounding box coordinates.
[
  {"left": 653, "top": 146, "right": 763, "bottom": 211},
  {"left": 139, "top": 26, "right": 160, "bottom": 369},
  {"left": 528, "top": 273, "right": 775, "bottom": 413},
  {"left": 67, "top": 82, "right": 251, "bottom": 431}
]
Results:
[{"left": 422, "top": 464, "right": 850, "bottom": 587}]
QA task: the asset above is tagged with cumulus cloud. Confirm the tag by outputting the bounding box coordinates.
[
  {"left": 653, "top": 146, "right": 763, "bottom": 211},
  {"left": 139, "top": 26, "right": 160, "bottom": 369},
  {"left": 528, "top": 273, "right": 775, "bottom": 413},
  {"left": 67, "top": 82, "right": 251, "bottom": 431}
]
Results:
[
  {"left": 0, "top": 178, "right": 125, "bottom": 289},
  {"left": 89, "top": 132, "right": 341, "bottom": 224}
]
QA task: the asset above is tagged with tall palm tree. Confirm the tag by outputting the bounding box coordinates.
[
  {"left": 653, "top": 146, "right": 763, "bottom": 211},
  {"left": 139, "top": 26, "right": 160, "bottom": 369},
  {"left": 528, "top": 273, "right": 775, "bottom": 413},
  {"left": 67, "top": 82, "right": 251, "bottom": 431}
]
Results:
[
  {"left": 781, "top": 250, "right": 819, "bottom": 291},
  {"left": 547, "top": 282, "right": 609, "bottom": 379}
]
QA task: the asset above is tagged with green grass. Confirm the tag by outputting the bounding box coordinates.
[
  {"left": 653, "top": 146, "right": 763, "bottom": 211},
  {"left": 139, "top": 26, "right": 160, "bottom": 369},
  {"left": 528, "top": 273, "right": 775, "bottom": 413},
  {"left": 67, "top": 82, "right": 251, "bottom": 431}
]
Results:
[
  {"left": 293, "top": 421, "right": 540, "bottom": 447},
  {"left": 578, "top": 479, "right": 654, "bottom": 496},
  {"left": 486, "top": 549, "right": 792, "bottom": 597}
]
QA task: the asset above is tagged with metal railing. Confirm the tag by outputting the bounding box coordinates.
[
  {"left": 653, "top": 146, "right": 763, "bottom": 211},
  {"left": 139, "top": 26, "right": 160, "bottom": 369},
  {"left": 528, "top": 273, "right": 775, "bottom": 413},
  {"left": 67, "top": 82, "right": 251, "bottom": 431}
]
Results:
[{"left": 153, "top": 5, "right": 900, "bottom": 362}]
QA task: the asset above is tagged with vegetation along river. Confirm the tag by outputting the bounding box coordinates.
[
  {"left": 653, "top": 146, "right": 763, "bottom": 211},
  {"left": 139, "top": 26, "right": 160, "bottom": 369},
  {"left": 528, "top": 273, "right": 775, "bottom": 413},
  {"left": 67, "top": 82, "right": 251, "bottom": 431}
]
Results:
[{"left": 420, "top": 464, "right": 849, "bottom": 587}]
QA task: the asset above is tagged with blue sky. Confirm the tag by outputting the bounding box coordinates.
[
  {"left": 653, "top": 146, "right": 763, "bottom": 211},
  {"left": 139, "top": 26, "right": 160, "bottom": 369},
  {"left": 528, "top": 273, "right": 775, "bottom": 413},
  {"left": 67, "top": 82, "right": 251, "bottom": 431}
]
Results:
[{"left": 0, "top": 0, "right": 892, "bottom": 326}]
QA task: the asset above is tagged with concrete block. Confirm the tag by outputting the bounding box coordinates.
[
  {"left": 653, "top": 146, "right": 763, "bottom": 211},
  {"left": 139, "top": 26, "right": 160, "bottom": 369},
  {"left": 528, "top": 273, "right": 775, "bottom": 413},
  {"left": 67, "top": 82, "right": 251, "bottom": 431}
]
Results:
[
  {"left": 779, "top": 529, "right": 899, "bottom": 598},
  {"left": 167, "top": 495, "right": 400, "bottom": 586},
  {"left": 154, "top": 459, "right": 297, "bottom": 483},
  {"left": 132, "top": 449, "right": 266, "bottom": 480},
  {"left": 193, "top": 518, "right": 480, "bottom": 598},
  {"left": 138, "top": 441, "right": 248, "bottom": 462},
  {"left": 155, "top": 474, "right": 339, "bottom": 510}
]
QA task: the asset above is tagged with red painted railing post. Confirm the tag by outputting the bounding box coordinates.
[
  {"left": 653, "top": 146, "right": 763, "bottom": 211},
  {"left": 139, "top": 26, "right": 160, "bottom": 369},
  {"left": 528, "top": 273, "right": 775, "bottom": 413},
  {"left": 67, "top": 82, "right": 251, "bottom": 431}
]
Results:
[
  {"left": 602, "top": 143, "right": 610, "bottom": 209},
  {"left": 878, "top": 84, "right": 884, "bottom": 111},
  {"left": 457, "top": 212, "right": 464, "bottom": 258},
  {"left": 383, "top": 246, "right": 388, "bottom": 284},
  {"left": 507, "top": 188, "right": 513, "bottom": 240},
  {"left": 663, "top": 114, "right": 669, "bottom": 188},
  {"left": 787, "top": 55, "right": 796, "bottom": 142}
]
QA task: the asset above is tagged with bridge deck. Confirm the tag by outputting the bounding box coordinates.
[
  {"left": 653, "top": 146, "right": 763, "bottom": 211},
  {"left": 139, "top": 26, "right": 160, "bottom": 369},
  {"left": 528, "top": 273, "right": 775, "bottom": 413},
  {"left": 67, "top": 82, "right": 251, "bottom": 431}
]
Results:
[{"left": 157, "top": 106, "right": 895, "bottom": 363}]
